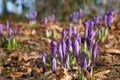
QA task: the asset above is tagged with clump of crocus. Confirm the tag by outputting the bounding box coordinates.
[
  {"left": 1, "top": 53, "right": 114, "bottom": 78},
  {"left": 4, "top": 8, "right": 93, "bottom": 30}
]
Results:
[
  {"left": 1, "top": 21, "right": 18, "bottom": 49},
  {"left": 70, "top": 8, "right": 82, "bottom": 23},
  {"left": 26, "top": 11, "right": 37, "bottom": 29},
  {"left": 43, "top": 15, "right": 57, "bottom": 39}
]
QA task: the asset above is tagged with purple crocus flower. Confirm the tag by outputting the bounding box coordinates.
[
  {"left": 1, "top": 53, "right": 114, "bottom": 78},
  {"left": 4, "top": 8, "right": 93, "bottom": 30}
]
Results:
[
  {"left": 64, "top": 55, "right": 69, "bottom": 69},
  {"left": 42, "top": 52, "right": 46, "bottom": 73},
  {"left": 90, "top": 20, "right": 94, "bottom": 29},
  {"left": 72, "top": 25, "right": 77, "bottom": 35},
  {"left": 7, "top": 28, "right": 12, "bottom": 38},
  {"left": 107, "top": 14, "right": 113, "bottom": 26},
  {"left": 87, "top": 28, "right": 94, "bottom": 49},
  {"left": 92, "top": 43, "right": 98, "bottom": 66},
  {"left": 0, "top": 24, "right": 2, "bottom": 36},
  {"left": 62, "top": 40, "right": 66, "bottom": 59},
  {"left": 68, "top": 27, "right": 72, "bottom": 38},
  {"left": 93, "top": 16, "right": 99, "bottom": 26},
  {"left": 72, "top": 39, "right": 80, "bottom": 62},
  {"left": 103, "top": 14, "right": 108, "bottom": 27},
  {"left": 110, "top": 9, "right": 115, "bottom": 16},
  {"left": 58, "top": 42, "right": 63, "bottom": 63},
  {"left": 75, "top": 33, "right": 81, "bottom": 45},
  {"left": 51, "top": 41, "right": 57, "bottom": 58},
  {"left": 44, "top": 17, "right": 48, "bottom": 27},
  {"left": 84, "top": 20, "right": 90, "bottom": 38},
  {"left": 14, "top": 26, "right": 17, "bottom": 36},
  {"left": 62, "top": 29, "right": 66, "bottom": 40},
  {"left": 51, "top": 14, "right": 55, "bottom": 23},
  {"left": 78, "top": 8, "right": 82, "bottom": 18},
  {"left": 69, "top": 14, "right": 73, "bottom": 22},
  {"left": 80, "top": 52, "right": 87, "bottom": 76},
  {"left": 6, "top": 20, "right": 9, "bottom": 31},
  {"left": 26, "top": 11, "right": 37, "bottom": 20},
  {"left": 66, "top": 38, "right": 72, "bottom": 52},
  {"left": 83, "top": 57, "right": 87, "bottom": 76},
  {"left": 52, "top": 57, "right": 56, "bottom": 73},
  {"left": 80, "top": 52, "right": 86, "bottom": 67}
]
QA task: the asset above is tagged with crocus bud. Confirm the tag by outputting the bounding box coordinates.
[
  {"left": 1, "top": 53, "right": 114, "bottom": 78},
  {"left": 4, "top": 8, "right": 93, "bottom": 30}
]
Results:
[
  {"left": 52, "top": 14, "right": 55, "bottom": 23},
  {"left": 62, "top": 40, "right": 66, "bottom": 59},
  {"left": 68, "top": 27, "right": 72, "bottom": 38},
  {"left": 52, "top": 57, "right": 56, "bottom": 73},
  {"left": 72, "top": 39, "right": 80, "bottom": 62},
  {"left": 6, "top": 20, "right": 9, "bottom": 31},
  {"left": 32, "top": 11, "right": 37, "bottom": 20},
  {"left": 110, "top": 9, "right": 115, "bottom": 16},
  {"left": 51, "top": 41, "right": 57, "bottom": 58},
  {"left": 78, "top": 8, "right": 82, "bottom": 18},
  {"left": 0, "top": 24, "right": 2, "bottom": 36},
  {"left": 14, "top": 26, "right": 17, "bottom": 36},
  {"left": 66, "top": 38, "right": 72, "bottom": 52},
  {"left": 88, "top": 28, "right": 94, "bottom": 40},
  {"left": 83, "top": 57, "right": 87, "bottom": 76},
  {"left": 7, "top": 28, "right": 12, "bottom": 38},
  {"left": 72, "top": 25, "right": 77, "bottom": 35},
  {"left": 80, "top": 52, "right": 86, "bottom": 67},
  {"left": 84, "top": 20, "right": 90, "bottom": 38},
  {"left": 58, "top": 42, "right": 63, "bottom": 63},
  {"left": 103, "top": 14, "right": 108, "bottom": 27},
  {"left": 75, "top": 33, "right": 81, "bottom": 45},
  {"left": 64, "top": 55, "right": 69, "bottom": 69},
  {"left": 92, "top": 43, "right": 98, "bottom": 66},
  {"left": 42, "top": 52, "right": 46, "bottom": 73},
  {"left": 93, "top": 16, "right": 99, "bottom": 26},
  {"left": 90, "top": 20, "right": 95, "bottom": 29},
  {"left": 107, "top": 14, "right": 113, "bottom": 26},
  {"left": 62, "top": 29, "right": 66, "bottom": 40},
  {"left": 69, "top": 14, "right": 73, "bottom": 21},
  {"left": 44, "top": 17, "right": 48, "bottom": 26}
]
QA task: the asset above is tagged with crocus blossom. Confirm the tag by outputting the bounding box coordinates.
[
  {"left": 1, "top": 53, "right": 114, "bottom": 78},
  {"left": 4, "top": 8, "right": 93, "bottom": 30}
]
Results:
[
  {"left": 0, "top": 24, "right": 2, "bottom": 36},
  {"left": 68, "top": 27, "right": 72, "bottom": 38},
  {"left": 66, "top": 38, "right": 72, "bottom": 52},
  {"left": 62, "top": 29, "right": 66, "bottom": 40},
  {"left": 42, "top": 52, "right": 46, "bottom": 73},
  {"left": 92, "top": 43, "right": 98, "bottom": 65},
  {"left": 58, "top": 42, "right": 63, "bottom": 63},
  {"left": 14, "top": 26, "right": 17, "bottom": 36},
  {"left": 72, "top": 39, "right": 80, "bottom": 62},
  {"left": 51, "top": 41, "right": 57, "bottom": 58}
]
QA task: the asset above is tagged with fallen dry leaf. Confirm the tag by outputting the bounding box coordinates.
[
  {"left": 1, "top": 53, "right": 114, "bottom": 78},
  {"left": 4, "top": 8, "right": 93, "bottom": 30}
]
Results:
[
  {"left": 57, "top": 68, "right": 72, "bottom": 80},
  {"left": 9, "top": 72, "right": 24, "bottom": 78},
  {"left": 94, "top": 70, "right": 110, "bottom": 76},
  {"left": 106, "top": 49, "right": 120, "bottom": 54}
]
